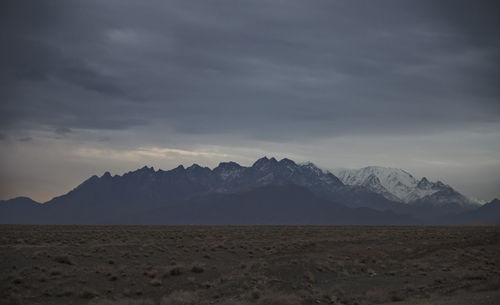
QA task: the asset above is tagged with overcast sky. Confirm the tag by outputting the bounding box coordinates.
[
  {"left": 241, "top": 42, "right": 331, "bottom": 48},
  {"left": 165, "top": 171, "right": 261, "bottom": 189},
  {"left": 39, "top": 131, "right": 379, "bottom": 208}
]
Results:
[{"left": 1, "top": 0, "right": 499, "bottom": 202}]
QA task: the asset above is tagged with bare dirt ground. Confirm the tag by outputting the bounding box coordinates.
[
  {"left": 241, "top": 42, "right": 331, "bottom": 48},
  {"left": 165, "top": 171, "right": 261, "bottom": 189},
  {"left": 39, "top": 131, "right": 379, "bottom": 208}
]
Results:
[{"left": 1, "top": 225, "right": 499, "bottom": 305}]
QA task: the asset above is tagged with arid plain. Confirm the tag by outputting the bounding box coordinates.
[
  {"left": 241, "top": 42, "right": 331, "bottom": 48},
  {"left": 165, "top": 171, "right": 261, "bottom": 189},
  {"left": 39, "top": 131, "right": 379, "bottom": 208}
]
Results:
[{"left": 1, "top": 226, "right": 499, "bottom": 305}]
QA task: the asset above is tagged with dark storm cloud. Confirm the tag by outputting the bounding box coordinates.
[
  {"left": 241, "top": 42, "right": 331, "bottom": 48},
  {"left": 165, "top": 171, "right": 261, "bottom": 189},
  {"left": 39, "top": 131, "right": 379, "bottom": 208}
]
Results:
[
  {"left": 1, "top": 0, "right": 499, "bottom": 140},
  {"left": 429, "top": 1, "right": 500, "bottom": 47}
]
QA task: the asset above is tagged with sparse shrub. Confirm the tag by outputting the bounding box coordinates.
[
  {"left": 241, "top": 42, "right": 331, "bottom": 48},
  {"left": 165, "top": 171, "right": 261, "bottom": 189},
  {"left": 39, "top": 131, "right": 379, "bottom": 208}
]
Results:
[
  {"left": 365, "top": 288, "right": 404, "bottom": 303},
  {"left": 42, "top": 289, "right": 53, "bottom": 297},
  {"left": 304, "top": 271, "right": 315, "bottom": 283},
  {"left": 462, "top": 272, "right": 487, "bottom": 281},
  {"left": 296, "top": 290, "right": 309, "bottom": 298},
  {"left": 79, "top": 288, "right": 99, "bottom": 299},
  {"left": 169, "top": 266, "right": 183, "bottom": 276},
  {"left": 49, "top": 268, "right": 62, "bottom": 276},
  {"left": 89, "top": 298, "right": 155, "bottom": 305},
  {"left": 248, "top": 289, "right": 260, "bottom": 300},
  {"left": 145, "top": 269, "right": 158, "bottom": 278},
  {"left": 201, "top": 281, "right": 212, "bottom": 288},
  {"left": 4, "top": 295, "right": 22, "bottom": 305},
  {"left": 217, "top": 299, "right": 252, "bottom": 305},
  {"left": 191, "top": 265, "right": 204, "bottom": 273},
  {"left": 338, "top": 294, "right": 355, "bottom": 305},
  {"left": 150, "top": 278, "right": 162, "bottom": 286},
  {"left": 160, "top": 290, "right": 199, "bottom": 305},
  {"left": 390, "top": 292, "right": 404, "bottom": 302},
  {"left": 54, "top": 255, "right": 73, "bottom": 265},
  {"left": 55, "top": 289, "right": 73, "bottom": 297},
  {"left": 329, "top": 286, "right": 354, "bottom": 305},
  {"left": 367, "top": 268, "right": 377, "bottom": 276},
  {"left": 11, "top": 273, "right": 22, "bottom": 284},
  {"left": 256, "top": 292, "right": 302, "bottom": 305}
]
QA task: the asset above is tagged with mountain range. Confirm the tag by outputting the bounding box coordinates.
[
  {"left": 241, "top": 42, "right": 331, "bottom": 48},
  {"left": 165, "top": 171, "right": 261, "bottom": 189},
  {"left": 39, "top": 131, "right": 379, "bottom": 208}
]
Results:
[{"left": 0, "top": 157, "right": 497, "bottom": 225}]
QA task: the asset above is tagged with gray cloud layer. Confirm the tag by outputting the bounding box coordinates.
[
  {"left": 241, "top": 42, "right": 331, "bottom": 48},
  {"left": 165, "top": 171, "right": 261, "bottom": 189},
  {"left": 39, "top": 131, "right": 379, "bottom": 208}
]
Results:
[
  {"left": 2, "top": 0, "right": 499, "bottom": 137},
  {"left": 1, "top": 0, "right": 499, "bottom": 201}
]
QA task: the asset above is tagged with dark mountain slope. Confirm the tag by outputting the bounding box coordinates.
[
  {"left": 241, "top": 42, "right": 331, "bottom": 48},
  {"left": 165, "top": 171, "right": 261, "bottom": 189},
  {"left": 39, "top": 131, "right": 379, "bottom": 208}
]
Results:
[
  {"left": 441, "top": 199, "right": 500, "bottom": 225},
  {"left": 0, "top": 197, "right": 42, "bottom": 224},
  {"left": 120, "top": 184, "right": 418, "bottom": 225}
]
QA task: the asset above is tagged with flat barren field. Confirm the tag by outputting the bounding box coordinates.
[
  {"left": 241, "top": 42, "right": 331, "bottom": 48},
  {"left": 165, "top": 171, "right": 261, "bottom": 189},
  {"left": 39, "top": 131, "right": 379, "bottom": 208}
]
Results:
[{"left": 1, "top": 225, "right": 499, "bottom": 305}]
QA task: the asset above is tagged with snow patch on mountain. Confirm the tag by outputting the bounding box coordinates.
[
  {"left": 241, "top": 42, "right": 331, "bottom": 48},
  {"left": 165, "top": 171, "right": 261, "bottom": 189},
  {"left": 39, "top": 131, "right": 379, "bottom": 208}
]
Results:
[
  {"left": 332, "top": 166, "right": 479, "bottom": 208},
  {"left": 332, "top": 166, "right": 422, "bottom": 202},
  {"left": 300, "top": 162, "right": 327, "bottom": 175}
]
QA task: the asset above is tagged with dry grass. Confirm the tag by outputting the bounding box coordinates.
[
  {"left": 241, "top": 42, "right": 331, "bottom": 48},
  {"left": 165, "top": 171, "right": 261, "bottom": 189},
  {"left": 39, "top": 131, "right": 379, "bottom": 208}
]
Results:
[
  {"left": 89, "top": 299, "right": 156, "bottom": 305},
  {"left": 365, "top": 287, "right": 404, "bottom": 303},
  {"left": 0, "top": 225, "right": 499, "bottom": 305},
  {"left": 255, "top": 292, "right": 302, "bottom": 305},
  {"left": 160, "top": 291, "right": 200, "bottom": 305}
]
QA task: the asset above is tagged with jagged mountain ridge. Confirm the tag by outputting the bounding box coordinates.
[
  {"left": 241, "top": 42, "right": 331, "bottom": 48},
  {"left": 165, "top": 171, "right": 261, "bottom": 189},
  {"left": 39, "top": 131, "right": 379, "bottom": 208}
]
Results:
[
  {"left": 61, "top": 157, "right": 345, "bottom": 205},
  {"left": 332, "top": 166, "right": 478, "bottom": 209},
  {"left": 51, "top": 157, "right": 402, "bottom": 215}
]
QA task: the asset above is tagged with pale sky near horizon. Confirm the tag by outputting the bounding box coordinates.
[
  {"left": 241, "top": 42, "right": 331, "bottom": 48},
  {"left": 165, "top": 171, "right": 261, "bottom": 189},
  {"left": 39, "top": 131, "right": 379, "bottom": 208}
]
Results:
[{"left": 1, "top": 0, "right": 499, "bottom": 202}]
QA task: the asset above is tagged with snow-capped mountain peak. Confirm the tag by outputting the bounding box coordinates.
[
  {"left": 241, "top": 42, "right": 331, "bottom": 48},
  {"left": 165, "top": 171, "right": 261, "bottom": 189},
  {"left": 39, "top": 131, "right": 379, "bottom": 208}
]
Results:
[
  {"left": 332, "top": 166, "right": 479, "bottom": 208},
  {"left": 332, "top": 166, "right": 420, "bottom": 203}
]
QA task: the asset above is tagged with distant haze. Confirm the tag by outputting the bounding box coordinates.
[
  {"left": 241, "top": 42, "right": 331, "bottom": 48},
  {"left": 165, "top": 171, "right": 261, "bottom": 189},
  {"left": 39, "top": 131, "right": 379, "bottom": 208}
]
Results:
[{"left": 1, "top": 1, "right": 499, "bottom": 202}]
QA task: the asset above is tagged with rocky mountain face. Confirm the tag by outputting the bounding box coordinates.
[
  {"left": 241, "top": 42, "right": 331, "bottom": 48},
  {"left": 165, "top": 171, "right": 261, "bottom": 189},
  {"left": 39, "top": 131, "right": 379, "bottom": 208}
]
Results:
[
  {"left": 50, "top": 157, "right": 345, "bottom": 206},
  {"left": 0, "top": 157, "right": 491, "bottom": 224}
]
